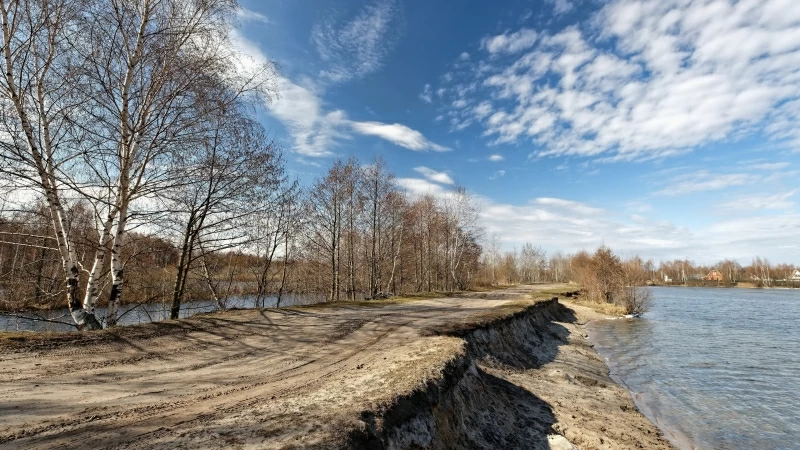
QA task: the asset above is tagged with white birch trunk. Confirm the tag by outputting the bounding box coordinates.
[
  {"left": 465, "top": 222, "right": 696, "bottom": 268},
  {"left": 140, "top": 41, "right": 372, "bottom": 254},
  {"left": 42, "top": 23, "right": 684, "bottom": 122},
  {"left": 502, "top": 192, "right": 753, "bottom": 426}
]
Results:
[
  {"left": 106, "top": 203, "right": 128, "bottom": 327},
  {"left": 83, "top": 212, "right": 116, "bottom": 318},
  {"left": 0, "top": 2, "right": 101, "bottom": 329}
]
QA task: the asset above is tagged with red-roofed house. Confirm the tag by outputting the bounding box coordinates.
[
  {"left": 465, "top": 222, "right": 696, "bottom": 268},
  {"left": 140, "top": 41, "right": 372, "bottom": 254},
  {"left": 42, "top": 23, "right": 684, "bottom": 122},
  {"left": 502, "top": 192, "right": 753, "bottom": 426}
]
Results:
[{"left": 706, "top": 269, "right": 723, "bottom": 281}]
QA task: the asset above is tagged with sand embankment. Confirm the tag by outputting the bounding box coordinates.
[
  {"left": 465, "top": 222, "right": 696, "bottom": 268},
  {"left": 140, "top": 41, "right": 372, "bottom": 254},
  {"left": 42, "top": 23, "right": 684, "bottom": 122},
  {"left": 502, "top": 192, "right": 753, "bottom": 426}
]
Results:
[{"left": 0, "top": 285, "right": 672, "bottom": 449}]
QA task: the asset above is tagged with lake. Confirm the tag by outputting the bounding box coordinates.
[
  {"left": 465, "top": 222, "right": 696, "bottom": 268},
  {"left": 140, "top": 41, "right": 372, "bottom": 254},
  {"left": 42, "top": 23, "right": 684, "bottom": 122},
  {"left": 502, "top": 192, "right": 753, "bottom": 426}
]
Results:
[
  {"left": 587, "top": 286, "right": 800, "bottom": 450},
  {"left": 0, "top": 294, "right": 319, "bottom": 332}
]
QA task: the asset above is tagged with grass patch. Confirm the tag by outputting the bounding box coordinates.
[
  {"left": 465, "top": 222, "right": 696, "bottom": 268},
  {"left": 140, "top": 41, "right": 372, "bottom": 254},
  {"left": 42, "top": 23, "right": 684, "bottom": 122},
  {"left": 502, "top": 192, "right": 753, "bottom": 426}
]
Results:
[{"left": 561, "top": 296, "right": 626, "bottom": 316}]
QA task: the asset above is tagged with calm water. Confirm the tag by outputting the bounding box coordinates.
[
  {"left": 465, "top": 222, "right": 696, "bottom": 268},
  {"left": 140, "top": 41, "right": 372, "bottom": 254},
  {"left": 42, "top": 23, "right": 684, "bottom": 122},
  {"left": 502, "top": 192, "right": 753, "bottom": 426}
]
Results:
[
  {"left": 587, "top": 287, "right": 800, "bottom": 450},
  {"left": 0, "top": 294, "right": 316, "bottom": 332}
]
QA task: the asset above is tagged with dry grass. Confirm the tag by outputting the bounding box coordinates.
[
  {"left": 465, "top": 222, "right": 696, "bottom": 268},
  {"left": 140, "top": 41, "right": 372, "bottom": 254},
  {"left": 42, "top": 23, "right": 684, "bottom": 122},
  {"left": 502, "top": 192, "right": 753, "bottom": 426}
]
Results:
[
  {"left": 563, "top": 296, "right": 626, "bottom": 316},
  {"left": 292, "top": 288, "right": 512, "bottom": 310}
]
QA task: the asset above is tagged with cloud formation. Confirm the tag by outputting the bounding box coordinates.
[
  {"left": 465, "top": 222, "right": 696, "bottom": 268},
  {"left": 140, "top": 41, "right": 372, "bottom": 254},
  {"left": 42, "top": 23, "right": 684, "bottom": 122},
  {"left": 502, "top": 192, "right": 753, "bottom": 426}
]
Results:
[
  {"left": 351, "top": 122, "right": 449, "bottom": 152},
  {"left": 395, "top": 178, "right": 447, "bottom": 198},
  {"left": 311, "top": 0, "right": 401, "bottom": 84},
  {"left": 444, "top": 0, "right": 800, "bottom": 161},
  {"left": 419, "top": 84, "right": 433, "bottom": 103},
  {"left": 481, "top": 28, "right": 538, "bottom": 54},
  {"left": 655, "top": 171, "right": 761, "bottom": 196},
  {"left": 230, "top": 29, "right": 442, "bottom": 157},
  {"left": 414, "top": 166, "right": 455, "bottom": 184},
  {"left": 720, "top": 190, "right": 797, "bottom": 211},
  {"left": 237, "top": 7, "right": 271, "bottom": 24},
  {"left": 476, "top": 195, "right": 800, "bottom": 263}
]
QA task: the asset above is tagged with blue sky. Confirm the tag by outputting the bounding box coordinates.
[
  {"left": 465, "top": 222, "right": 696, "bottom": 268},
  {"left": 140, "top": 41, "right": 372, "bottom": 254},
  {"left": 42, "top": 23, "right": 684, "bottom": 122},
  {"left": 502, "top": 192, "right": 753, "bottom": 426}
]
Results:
[{"left": 233, "top": 0, "right": 800, "bottom": 264}]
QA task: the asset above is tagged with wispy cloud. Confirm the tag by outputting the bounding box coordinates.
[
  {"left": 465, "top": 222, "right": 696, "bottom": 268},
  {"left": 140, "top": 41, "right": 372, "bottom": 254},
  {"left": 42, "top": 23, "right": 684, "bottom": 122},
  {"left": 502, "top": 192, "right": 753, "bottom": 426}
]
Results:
[
  {"left": 443, "top": 0, "right": 800, "bottom": 161},
  {"left": 270, "top": 79, "right": 348, "bottom": 157},
  {"left": 534, "top": 197, "right": 605, "bottom": 215},
  {"left": 419, "top": 83, "right": 433, "bottom": 103},
  {"left": 720, "top": 190, "right": 797, "bottom": 211},
  {"left": 655, "top": 171, "right": 760, "bottom": 196},
  {"left": 490, "top": 170, "right": 506, "bottom": 180},
  {"left": 414, "top": 166, "right": 455, "bottom": 184},
  {"left": 547, "top": 0, "right": 576, "bottom": 16},
  {"left": 311, "top": 0, "right": 402, "bottom": 84},
  {"left": 237, "top": 7, "right": 271, "bottom": 24},
  {"left": 751, "top": 162, "right": 790, "bottom": 171},
  {"left": 488, "top": 154, "right": 504, "bottom": 161},
  {"left": 351, "top": 122, "right": 449, "bottom": 152},
  {"left": 478, "top": 194, "right": 800, "bottom": 263},
  {"left": 481, "top": 28, "right": 538, "bottom": 54},
  {"left": 395, "top": 178, "right": 448, "bottom": 198},
  {"left": 231, "top": 29, "right": 440, "bottom": 157}
]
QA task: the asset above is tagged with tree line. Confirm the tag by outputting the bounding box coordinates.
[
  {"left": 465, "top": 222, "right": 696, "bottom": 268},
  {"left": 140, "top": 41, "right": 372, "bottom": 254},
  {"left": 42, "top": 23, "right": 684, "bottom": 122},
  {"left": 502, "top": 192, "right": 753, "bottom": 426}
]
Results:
[
  {"left": 0, "top": 154, "right": 483, "bottom": 323},
  {"left": 0, "top": 0, "right": 486, "bottom": 330}
]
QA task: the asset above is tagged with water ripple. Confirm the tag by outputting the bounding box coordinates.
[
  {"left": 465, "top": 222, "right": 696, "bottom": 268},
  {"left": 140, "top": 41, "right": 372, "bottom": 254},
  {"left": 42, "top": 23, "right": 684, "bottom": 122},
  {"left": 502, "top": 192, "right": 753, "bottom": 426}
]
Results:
[{"left": 588, "top": 287, "right": 800, "bottom": 450}]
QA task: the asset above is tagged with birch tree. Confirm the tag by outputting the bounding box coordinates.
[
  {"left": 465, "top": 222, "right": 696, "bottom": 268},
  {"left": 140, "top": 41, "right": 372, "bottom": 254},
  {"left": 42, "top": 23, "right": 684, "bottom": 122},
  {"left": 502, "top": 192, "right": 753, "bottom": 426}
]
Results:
[
  {"left": 0, "top": 0, "right": 106, "bottom": 328},
  {"left": 75, "top": 0, "right": 276, "bottom": 325}
]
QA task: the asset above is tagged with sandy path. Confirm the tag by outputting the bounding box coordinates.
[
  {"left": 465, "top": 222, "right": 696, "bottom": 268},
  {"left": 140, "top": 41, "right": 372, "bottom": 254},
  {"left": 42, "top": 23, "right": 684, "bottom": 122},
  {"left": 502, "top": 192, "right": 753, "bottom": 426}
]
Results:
[{"left": 0, "top": 286, "right": 555, "bottom": 449}]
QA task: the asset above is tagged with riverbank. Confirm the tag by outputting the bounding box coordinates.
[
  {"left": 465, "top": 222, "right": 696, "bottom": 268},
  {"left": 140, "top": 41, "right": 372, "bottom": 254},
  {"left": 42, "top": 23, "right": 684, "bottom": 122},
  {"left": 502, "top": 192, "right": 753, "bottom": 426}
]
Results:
[{"left": 0, "top": 285, "right": 672, "bottom": 449}]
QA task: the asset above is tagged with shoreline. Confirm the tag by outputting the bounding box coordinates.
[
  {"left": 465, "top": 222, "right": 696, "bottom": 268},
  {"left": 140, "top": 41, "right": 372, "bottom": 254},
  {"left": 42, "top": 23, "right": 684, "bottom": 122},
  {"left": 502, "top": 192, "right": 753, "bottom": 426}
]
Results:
[
  {"left": 1, "top": 286, "right": 674, "bottom": 449},
  {"left": 532, "top": 299, "right": 675, "bottom": 449},
  {"left": 583, "top": 310, "right": 695, "bottom": 450}
]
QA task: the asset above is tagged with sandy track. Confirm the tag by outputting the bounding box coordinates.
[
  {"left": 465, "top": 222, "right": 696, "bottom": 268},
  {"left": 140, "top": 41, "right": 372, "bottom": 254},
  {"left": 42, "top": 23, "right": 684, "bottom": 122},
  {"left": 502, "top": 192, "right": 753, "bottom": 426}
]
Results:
[{"left": 0, "top": 286, "right": 556, "bottom": 449}]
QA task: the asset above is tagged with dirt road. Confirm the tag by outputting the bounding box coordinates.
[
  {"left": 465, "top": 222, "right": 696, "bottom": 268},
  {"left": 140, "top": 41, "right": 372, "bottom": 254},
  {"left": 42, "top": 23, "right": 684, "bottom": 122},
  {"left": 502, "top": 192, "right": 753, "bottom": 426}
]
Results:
[
  {"left": 0, "top": 286, "right": 555, "bottom": 449},
  {"left": 0, "top": 285, "right": 672, "bottom": 449}
]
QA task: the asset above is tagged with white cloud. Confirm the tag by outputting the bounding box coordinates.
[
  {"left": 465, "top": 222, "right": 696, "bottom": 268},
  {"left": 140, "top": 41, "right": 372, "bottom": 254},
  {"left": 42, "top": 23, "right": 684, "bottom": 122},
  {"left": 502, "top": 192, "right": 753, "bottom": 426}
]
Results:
[
  {"left": 237, "top": 7, "right": 271, "bottom": 24},
  {"left": 459, "top": 52, "right": 471, "bottom": 61},
  {"left": 655, "top": 171, "right": 760, "bottom": 196},
  {"left": 419, "top": 84, "right": 433, "bottom": 103},
  {"left": 414, "top": 166, "right": 455, "bottom": 184},
  {"left": 488, "top": 154, "right": 504, "bottom": 161},
  {"left": 311, "top": 0, "right": 401, "bottom": 84},
  {"left": 455, "top": 0, "right": 800, "bottom": 161},
  {"left": 720, "top": 190, "right": 797, "bottom": 211},
  {"left": 477, "top": 194, "right": 800, "bottom": 263},
  {"left": 396, "top": 177, "right": 448, "bottom": 198},
  {"left": 351, "top": 122, "right": 449, "bottom": 151},
  {"left": 231, "top": 28, "right": 441, "bottom": 157},
  {"left": 269, "top": 79, "right": 348, "bottom": 157},
  {"left": 481, "top": 28, "right": 538, "bottom": 54},
  {"left": 228, "top": 31, "right": 340, "bottom": 157},
  {"left": 534, "top": 197, "right": 605, "bottom": 215},
  {"left": 548, "top": 0, "right": 576, "bottom": 16},
  {"left": 490, "top": 170, "right": 506, "bottom": 180},
  {"left": 751, "top": 162, "right": 790, "bottom": 170}
]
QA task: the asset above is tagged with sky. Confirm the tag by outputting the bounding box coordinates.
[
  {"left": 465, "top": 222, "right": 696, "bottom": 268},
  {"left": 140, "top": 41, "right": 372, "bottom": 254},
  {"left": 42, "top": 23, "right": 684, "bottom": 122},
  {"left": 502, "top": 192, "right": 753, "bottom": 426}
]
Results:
[{"left": 233, "top": 0, "right": 800, "bottom": 265}]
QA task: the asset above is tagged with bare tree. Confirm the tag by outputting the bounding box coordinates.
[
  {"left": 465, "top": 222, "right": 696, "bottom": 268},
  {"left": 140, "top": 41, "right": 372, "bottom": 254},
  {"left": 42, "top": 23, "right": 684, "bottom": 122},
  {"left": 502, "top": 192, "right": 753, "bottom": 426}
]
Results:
[
  {"left": 165, "top": 114, "right": 283, "bottom": 318},
  {"left": 0, "top": 0, "right": 105, "bottom": 328},
  {"left": 75, "top": 0, "right": 276, "bottom": 325}
]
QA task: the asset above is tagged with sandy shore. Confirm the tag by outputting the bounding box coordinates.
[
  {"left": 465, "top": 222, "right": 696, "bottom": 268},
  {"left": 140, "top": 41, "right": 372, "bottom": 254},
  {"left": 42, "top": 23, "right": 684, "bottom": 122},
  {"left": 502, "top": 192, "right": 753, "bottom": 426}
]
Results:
[
  {"left": 0, "top": 286, "right": 673, "bottom": 449},
  {"left": 527, "top": 300, "right": 675, "bottom": 449}
]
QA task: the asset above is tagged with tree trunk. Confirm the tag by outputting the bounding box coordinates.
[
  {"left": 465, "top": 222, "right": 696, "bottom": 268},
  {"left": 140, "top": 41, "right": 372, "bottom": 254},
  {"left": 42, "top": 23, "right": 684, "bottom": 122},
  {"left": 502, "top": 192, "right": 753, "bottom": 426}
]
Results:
[{"left": 106, "top": 203, "right": 129, "bottom": 326}]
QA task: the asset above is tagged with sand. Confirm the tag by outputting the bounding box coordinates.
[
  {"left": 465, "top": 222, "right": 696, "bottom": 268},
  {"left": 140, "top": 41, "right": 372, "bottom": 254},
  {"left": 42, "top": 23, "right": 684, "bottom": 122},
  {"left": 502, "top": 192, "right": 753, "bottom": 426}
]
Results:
[{"left": 0, "top": 285, "right": 674, "bottom": 449}]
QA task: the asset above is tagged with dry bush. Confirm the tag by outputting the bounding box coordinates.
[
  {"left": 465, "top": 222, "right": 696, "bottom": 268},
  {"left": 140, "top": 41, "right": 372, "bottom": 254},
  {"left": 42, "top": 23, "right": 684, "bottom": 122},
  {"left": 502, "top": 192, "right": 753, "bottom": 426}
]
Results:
[{"left": 617, "top": 285, "right": 653, "bottom": 316}]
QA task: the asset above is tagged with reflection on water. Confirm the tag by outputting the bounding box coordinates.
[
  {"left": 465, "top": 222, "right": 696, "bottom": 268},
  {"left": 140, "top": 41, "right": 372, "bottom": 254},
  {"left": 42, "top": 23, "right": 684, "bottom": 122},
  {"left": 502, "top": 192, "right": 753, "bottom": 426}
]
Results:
[
  {"left": 587, "top": 287, "right": 800, "bottom": 450},
  {"left": 0, "top": 294, "right": 318, "bottom": 332}
]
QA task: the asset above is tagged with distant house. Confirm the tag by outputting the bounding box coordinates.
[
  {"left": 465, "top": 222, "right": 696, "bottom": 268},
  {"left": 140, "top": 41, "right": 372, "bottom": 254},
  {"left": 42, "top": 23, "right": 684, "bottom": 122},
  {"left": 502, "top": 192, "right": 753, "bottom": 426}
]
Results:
[
  {"left": 706, "top": 269, "right": 723, "bottom": 281},
  {"left": 790, "top": 270, "right": 800, "bottom": 281},
  {"left": 663, "top": 274, "right": 672, "bottom": 282}
]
